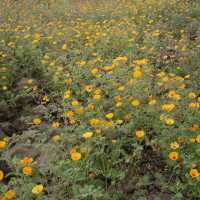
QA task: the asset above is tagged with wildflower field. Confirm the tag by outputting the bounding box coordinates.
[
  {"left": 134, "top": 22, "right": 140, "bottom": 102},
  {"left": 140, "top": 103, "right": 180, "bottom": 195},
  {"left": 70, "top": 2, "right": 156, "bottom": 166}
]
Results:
[{"left": 0, "top": 0, "right": 200, "bottom": 199}]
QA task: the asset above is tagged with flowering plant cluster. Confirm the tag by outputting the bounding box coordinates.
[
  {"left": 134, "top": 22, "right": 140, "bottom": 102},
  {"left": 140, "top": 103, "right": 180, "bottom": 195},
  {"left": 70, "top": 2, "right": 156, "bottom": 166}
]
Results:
[{"left": 0, "top": 0, "right": 200, "bottom": 199}]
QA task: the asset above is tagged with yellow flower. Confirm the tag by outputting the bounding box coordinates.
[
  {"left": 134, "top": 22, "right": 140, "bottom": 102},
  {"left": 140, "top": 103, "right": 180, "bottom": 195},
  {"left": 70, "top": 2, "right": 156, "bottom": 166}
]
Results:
[
  {"left": 190, "top": 138, "right": 196, "bottom": 143},
  {"left": 134, "top": 59, "right": 148, "bottom": 65},
  {"left": 133, "top": 70, "right": 142, "bottom": 78},
  {"left": 148, "top": 99, "right": 156, "bottom": 106},
  {"left": 118, "top": 86, "right": 125, "bottom": 92},
  {"left": 52, "top": 134, "right": 61, "bottom": 142},
  {"left": 168, "top": 90, "right": 176, "bottom": 98},
  {"left": 189, "top": 102, "right": 199, "bottom": 109},
  {"left": 170, "top": 142, "right": 179, "bottom": 149},
  {"left": 164, "top": 117, "right": 175, "bottom": 125},
  {"left": 83, "top": 132, "right": 93, "bottom": 139},
  {"left": 169, "top": 151, "right": 178, "bottom": 161},
  {"left": 91, "top": 68, "right": 98, "bottom": 75},
  {"left": 190, "top": 169, "right": 199, "bottom": 178},
  {"left": 27, "top": 79, "right": 33, "bottom": 85},
  {"left": 161, "top": 103, "right": 175, "bottom": 112},
  {"left": 105, "top": 113, "right": 114, "bottom": 119},
  {"left": 43, "top": 54, "right": 49, "bottom": 60},
  {"left": 0, "top": 170, "right": 4, "bottom": 181},
  {"left": 94, "top": 89, "right": 101, "bottom": 95},
  {"left": 64, "top": 78, "right": 72, "bottom": 85},
  {"left": 76, "top": 60, "right": 86, "bottom": 67},
  {"left": 135, "top": 130, "right": 145, "bottom": 138},
  {"left": 71, "top": 100, "right": 79, "bottom": 107},
  {"left": 116, "top": 119, "right": 123, "bottom": 125},
  {"left": 71, "top": 152, "right": 81, "bottom": 161},
  {"left": 188, "top": 92, "right": 197, "bottom": 99},
  {"left": 116, "top": 102, "right": 122, "bottom": 107},
  {"left": 93, "top": 94, "right": 101, "bottom": 100},
  {"left": 63, "top": 90, "right": 71, "bottom": 100},
  {"left": 114, "top": 96, "right": 121, "bottom": 102},
  {"left": 111, "top": 139, "right": 117, "bottom": 144},
  {"left": 102, "top": 120, "right": 113, "bottom": 127},
  {"left": 85, "top": 85, "right": 93, "bottom": 92},
  {"left": 22, "top": 166, "right": 32, "bottom": 175},
  {"left": 52, "top": 121, "right": 60, "bottom": 128},
  {"left": 152, "top": 30, "right": 160, "bottom": 37},
  {"left": 62, "top": 43, "right": 68, "bottom": 50},
  {"left": 131, "top": 99, "right": 140, "bottom": 107},
  {"left": 4, "top": 189, "right": 16, "bottom": 199},
  {"left": 42, "top": 95, "right": 49, "bottom": 102},
  {"left": 96, "top": 129, "right": 102, "bottom": 135},
  {"left": 0, "top": 140, "right": 7, "bottom": 149},
  {"left": 32, "top": 184, "right": 44, "bottom": 194},
  {"left": 33, "top": 117, "right": 41, "bottom": 125},
  {"left": 32, "top": 39, "right": 39, "bottom": 44}
]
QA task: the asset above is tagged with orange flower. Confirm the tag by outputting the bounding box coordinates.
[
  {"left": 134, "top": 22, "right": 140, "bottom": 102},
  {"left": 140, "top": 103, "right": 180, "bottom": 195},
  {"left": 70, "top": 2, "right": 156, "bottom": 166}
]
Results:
[
  {"left": 71, "top": 152, "right": 81, "bottom": 161},
  {"left": 66, "top": 111, "right": 74, "bottom": 119},
  {"left": 169, "top": 151, "right": 178, "bottom": 161},
  {"left": 89, "top": 118, "right": 99, "bottom": 126},
  {"left": 0, "top": 170, "right": 4, "bottom": 181},
  {"left": 69, "top": 147, "right": 77, "bottom": 155},
  {"left": 189, "top": 124, "right": 199, "bottom": 132},
  {"left": 196, "top": 135, "right": 200, "bottom": 143},
  {"left": 22, "top": 166, "right": 32, "bottom": 175},
  {"left": 75, "top": 107, "right": 84, "bottom": 115},
  {"left": 190, "top": 169, "right": 199, "bottom": 178},
  {"left": 4, "top": 189, "right": 16, "bottom": 199},
  {"left": 88, "top": 104, "right": 95, "bottom": 111},
  {"left": 20, "top": 157, "right": 33, "bottom": 165},
  {"left": 135, "top": 130, "right": 145, "bottom": 138},
  {"left": 133, "top": 70, "right": 142, "bottom": 79}
]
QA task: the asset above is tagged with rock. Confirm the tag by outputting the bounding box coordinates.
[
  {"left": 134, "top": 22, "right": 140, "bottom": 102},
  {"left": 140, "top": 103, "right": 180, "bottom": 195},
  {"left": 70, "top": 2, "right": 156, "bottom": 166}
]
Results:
[
  {"left": 0, "top": 122, "right": 16, "bottom": 137},
  {"left": 15, "top": 78, "right": 38, "bottom": 91},
  {"left": 10, "top": 144, "right": 40, "bottom": 158},
  {"left": 33, "top": 105, "right": 47, "bottom": 115}
]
